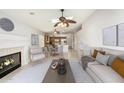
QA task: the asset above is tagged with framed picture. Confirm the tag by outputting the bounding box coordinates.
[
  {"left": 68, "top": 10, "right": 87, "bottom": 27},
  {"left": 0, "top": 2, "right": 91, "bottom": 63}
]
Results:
[
  {"left": 31, "top": 34, "right": 39, "bottom": 45},
  {"left": 118, "top": 23, "right": 124, "bottom": 47},
  {"left": 103, "top": 25, "right": 117, "bottom": 46}
]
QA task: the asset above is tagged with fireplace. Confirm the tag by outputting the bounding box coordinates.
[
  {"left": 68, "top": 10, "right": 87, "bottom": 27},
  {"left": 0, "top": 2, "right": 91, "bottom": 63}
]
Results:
[{"left": 0, "top": 52, "right": 21, "bottom": 78}]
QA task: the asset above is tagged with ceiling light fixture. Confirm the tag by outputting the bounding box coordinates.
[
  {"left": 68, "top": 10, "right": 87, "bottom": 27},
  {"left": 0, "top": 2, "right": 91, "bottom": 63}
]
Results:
[
  {"left": 53, "top": 29, "right": 59, "bottom": 35},
  {"left": 54, "top": 9, "right": 76, "bottom": 28}
]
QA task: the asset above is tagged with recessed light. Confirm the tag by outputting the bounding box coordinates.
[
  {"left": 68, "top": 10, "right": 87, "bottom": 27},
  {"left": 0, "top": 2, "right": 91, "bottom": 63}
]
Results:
[{"left": 29, "top": 12, "right": 35, "bottom": 15}]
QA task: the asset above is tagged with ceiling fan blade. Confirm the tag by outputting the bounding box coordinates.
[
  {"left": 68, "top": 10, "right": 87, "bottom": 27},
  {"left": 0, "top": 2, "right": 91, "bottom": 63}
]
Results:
[
  {"left": 65, "top": 22, "right": 69, "bottom": 27},
  {"left": 54, "top": 22, "right": 61, "bottom": 27},
  {"left": 67, "top": 19, "right": 76, "bottom": 23}
]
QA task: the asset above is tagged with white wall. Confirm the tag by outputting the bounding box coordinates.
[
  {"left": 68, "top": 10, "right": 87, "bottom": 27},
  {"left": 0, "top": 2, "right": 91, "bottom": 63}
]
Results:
[
  {"left": 0, "top": 12, "right": 43, "bottom": 65},
  {"left": 39, "top": 34, "right": 44, "bottom": 47},
  {"left": 76, "top": 9, "right": 124, "bottom": 51}
]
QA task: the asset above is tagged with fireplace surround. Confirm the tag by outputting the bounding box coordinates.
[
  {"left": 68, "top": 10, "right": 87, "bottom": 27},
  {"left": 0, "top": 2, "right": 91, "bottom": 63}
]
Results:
[{"left": 0, "top": 52, "right": 21, "bottom": 78}]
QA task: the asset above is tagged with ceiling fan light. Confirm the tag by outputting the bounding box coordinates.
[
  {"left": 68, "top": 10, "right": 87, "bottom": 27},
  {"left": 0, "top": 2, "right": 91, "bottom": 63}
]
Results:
[
  {"left": 63, "top": 23, "right": 67, "bottom": 27},
  {"left": 59, "top": 22, "right": 63, "bottom": 27},
  {"left": 60, "top": 23, "right": 64, "bottom": 27},
  {"left": 56, "top": 22, "right": 67, "bottom": 27},
  {"left": 54, "top": 31, "right": 57, "bottom": 34},
  {"left": 58, "top": 23, "right": 62, "bottom": 27}
]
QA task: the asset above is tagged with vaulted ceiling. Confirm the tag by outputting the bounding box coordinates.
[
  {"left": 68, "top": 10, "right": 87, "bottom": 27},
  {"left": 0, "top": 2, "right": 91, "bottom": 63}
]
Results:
[{"left": 1, "top": 9, "right": 95, "bottom": 33}]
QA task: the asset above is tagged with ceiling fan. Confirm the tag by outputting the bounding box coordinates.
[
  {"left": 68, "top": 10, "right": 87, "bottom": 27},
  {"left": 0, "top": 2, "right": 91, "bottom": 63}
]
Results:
[{"left": 54, "top": 9, "right": 77, "bottom": 27}]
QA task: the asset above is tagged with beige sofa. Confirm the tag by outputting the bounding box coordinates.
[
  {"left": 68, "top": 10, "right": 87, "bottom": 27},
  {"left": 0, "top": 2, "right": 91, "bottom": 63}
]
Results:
[
  {"left": 82, "top": 48, "right": 124, "bottom": 83},
  {"left": 86, "top": 61, "right": 124, "bottom": 83}
]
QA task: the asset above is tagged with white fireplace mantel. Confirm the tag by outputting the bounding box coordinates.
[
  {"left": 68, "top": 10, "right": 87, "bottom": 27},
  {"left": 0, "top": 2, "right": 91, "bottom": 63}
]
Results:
[{"left": 0, "top": 33, "right": 29, "bottom": 66}]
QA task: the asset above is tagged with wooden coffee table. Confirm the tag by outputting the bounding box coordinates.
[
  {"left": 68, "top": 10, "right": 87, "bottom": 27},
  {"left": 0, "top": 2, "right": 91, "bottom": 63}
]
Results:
[{"left": 42, "top": 59, "right": 75, "bottom": 83}]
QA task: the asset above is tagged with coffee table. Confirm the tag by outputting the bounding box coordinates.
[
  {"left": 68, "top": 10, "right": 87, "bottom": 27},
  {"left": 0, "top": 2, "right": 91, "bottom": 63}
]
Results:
[{"left": 42, "top": 59, "right": 75, "bottom": 83}]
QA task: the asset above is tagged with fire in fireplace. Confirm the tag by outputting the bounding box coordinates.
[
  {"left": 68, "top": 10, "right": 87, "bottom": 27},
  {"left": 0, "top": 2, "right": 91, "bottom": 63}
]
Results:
[{"left": 0, "top": 52, "right": 21, "bottom": 78}]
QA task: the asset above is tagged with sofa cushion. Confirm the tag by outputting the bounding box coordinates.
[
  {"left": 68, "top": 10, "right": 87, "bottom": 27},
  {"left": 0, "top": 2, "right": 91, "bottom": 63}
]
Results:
[
  {"left": 96, "top": 53, "right": 110, "bottom": 65},
  {"left": 87, "top": 61, "right": 100, "bottom": 66},
  {"left": 112, "top": 57, "right": 124, "bottom": 78},
  {"left": 87, "top": 62, "right": 124, "bottom": 82}
]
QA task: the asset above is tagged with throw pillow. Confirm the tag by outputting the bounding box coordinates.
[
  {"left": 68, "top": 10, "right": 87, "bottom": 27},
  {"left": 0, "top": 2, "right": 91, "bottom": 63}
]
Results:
[
  {"left": 99, "top": 50, "right": 105, "bottom": 55},
  {"left": 107, "top": 54, "right": 117, "bottom": 66},
  {"left": 92, "top": 49, "right": 105, "bottom": 58},
  {"left": 92, "top": 49, "right": 98, "bottom": 58},
  {"left": 112, "top": 57, "right": 124, "bottom": 78},
  {"left": 96, "top": 52, "right": 110, "bottom": 65}
]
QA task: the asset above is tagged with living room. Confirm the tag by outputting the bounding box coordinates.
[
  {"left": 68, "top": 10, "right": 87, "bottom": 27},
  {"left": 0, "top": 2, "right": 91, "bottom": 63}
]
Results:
[
  {"left": 0, "top": 9, "right": 124, "bottom": 84},
  {"left": 1, "top": 0, "right": 124, "bottom": 93},
  {"left": 0, "top": 9, "right": 94, "bottom": 83}
]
